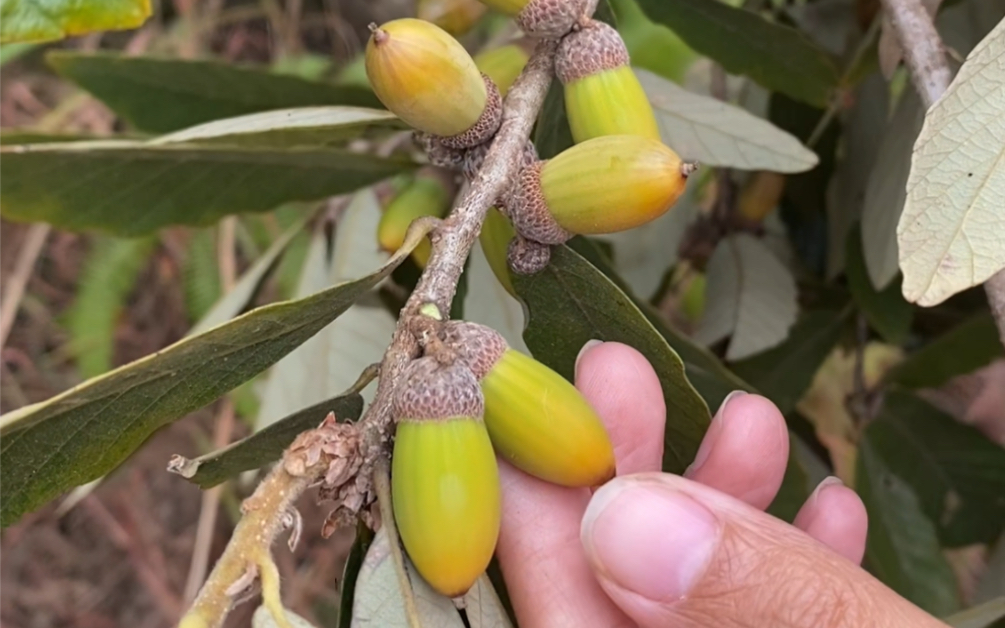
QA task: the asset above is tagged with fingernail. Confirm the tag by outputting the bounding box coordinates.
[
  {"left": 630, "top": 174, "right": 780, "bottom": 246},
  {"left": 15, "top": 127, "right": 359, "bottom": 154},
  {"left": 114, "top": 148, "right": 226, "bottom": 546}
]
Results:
[
  {"left": 582, "top": 479, "right": 719, "bottom": 602},
  {"left": 685, "top": 390, "right": 746, "bottom": 477},
  {"left": 810, "top": 476, "right": 843, "bottom": 507},
  {"left": 574, "top": 339, "right": 604, "bottom": 379}
]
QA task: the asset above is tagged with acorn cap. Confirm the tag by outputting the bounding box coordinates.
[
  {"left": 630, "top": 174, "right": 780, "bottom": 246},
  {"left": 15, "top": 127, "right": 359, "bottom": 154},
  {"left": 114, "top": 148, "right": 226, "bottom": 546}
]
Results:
[
  {"left": 502, "top": 160, "right": 574, "bottom": 245},
  {"left": 557, "top": 20, "right": 660, "bottom": 143},
  {"left": 440, "top": 321, "right": 509, "bottom": 380},
  {"left": 366, "top": 18, "right": 487, "bottom": 138},
  {"left": 438, "top": 73, "right": 503, "bottom": 149},
  {"left": 392, "top": 356, "right": 484, "bottom": 422},
  {"left": 507, "top": 234, "right": 551, "bottom": 275},
  {"left": 538, "top": 134, "right": 694, "bottom": 235},
  {"left": 516, "top": 0, "right": 588, "bottom": 39}
]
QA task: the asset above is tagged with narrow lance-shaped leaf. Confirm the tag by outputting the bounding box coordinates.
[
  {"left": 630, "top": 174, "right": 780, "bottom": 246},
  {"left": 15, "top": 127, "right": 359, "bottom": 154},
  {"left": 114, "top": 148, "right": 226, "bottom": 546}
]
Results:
[
  {"left": 0, "top": 224, "right": 430, "bottom": 527},
  {"left": 845, "top": 225, "right": 913, "bottom": 345},
  {"left": 513, "top": 244, "right": 710, "bottom": 473},
  {"left": 1, "top": 1, "right": 151, "bottom": 44},
  {"left": 885, "top": 314, "right": 1003, "bottom": 389},
  {"left": 47, "top": 51, "right": 382, "bottom": 133},
  {"left": 0, "top": 140, "right": 416, "bottom": 236},
  {"left": 633, "top": 0, "right": 840, "bottom": 107}
]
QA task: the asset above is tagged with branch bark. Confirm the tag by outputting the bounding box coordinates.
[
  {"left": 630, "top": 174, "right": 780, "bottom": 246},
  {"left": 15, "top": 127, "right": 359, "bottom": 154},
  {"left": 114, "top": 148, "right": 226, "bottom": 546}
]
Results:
[
  {"left": 879, "top": 0, "right": 1005, "bottom": 347},
  {"left": 177, "top": 39, "right": 558, "bottom": 628}
]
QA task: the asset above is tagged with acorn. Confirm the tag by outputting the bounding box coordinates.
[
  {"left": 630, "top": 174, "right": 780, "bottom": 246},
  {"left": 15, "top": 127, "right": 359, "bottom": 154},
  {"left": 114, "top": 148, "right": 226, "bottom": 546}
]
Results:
[
  {"left": 442, "top": 321, "right": 616, "bottom": 487},
  {"left": 391, "top": 357, "right": 501, "bottom": 598},
  {"left": 417, "top": 0, "right": 489, "bottom": 36},
  {"left": 378, "top": 167, "right": 456, "bottom": 267},
  {"left": 479, "top": 207, "right": 518, "bottom": 295},
  {"left": 366, "top": 18, "right": 502, "bottom": 148},
  {"left": 476, "top": 0, "right": 588, "bottom": 39},
  {"left": 556, "top": 19, "right": 660, "bottom": 144},
  {"left": 505, "top": 134, "right": 696, "bottom": 245},
  {"left": 474, "top": 40, "right": 532, "bottom": 96},
  {"left": 737, "top": 171, "right": 786, "bottom": 223}
]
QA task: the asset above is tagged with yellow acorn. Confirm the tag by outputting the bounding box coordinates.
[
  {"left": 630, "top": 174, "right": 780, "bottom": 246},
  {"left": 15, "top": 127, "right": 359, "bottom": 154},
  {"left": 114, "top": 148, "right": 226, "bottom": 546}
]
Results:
[
  {"left": 365, "top": 18, "right": 501, "bottom": 147},
  {"left": 378, "top": 167, "right": 456, "bottom": 267},
  {"left": 417, "top": 0, "right": 489, "bottom": 35},
  {"left": 556, "top": 19, "right": 660, "bottom": 144},
  {"left": 474, "top": 40, "right": 532, "bottom": 96},
  {"left": 738, "top": 171, "right": 786, "bottom": 223},
  {"left": 479, "top": 207, "right": 518, "bottom": 296},
  {"left": 505, "top": 134, "right": 696, "bottom": 245},
  {"left": 391, "top": 357, "right": 501, "bottom": 598},
  {"left": 442, "top": 321, "right": 616, "bottom": 487},
  {"left": 475, "top": 0, "right": 587, "bottom": 39}
]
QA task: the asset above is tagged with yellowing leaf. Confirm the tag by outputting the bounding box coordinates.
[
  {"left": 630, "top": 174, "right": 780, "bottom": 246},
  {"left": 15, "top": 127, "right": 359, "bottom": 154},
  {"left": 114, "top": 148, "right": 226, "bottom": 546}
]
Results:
[
  {"left": 897, "top": 19, "right": 1005, "bottom": 306},
  {"left": 0, "top": 0, "right": 151, "bottom": 44},
  {"left": 636, "top": 68, "right": 818, "bottom": 173}
]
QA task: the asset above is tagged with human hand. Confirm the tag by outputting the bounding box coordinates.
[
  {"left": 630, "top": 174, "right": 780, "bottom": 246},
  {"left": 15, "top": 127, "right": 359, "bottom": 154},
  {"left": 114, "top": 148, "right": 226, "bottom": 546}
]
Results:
[{"left": 495, "top": 340, "right": 949, "bottom": 628}]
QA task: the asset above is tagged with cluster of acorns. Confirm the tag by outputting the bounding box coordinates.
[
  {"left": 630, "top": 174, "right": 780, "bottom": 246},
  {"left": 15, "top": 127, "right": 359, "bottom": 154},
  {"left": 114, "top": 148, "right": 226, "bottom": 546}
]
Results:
[{"left": 365, "top": 0, "right": 692, "bottom": 598}]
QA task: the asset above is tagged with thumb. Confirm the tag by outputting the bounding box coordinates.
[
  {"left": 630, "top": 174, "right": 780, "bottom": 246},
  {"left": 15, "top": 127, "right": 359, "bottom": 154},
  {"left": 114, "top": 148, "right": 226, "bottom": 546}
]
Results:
[{"left": 580, "top": 473, "right": 947, "bottom": 628}]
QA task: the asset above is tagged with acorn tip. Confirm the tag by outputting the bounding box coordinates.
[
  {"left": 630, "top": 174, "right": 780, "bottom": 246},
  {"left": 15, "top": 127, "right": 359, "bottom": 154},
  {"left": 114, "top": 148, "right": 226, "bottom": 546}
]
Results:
[{"left": 680, "top": 161, "right": 699, "bottom": 178}]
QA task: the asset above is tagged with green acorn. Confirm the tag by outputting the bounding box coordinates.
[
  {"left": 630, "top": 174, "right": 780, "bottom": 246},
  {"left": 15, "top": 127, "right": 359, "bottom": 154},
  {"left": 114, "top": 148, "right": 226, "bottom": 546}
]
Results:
[
  {"left": 442, "top": 321, "right": 616, "bottom": 487},
  {"left": 556, "top": 19, "right": 660, "bottom": 143},
  {"left": 505, "top": 134, "right": 695, "bottom": 245},
  {"left": 391, "top": 357, "right": 501, "bottom": 598},
  {"left": 479, "top": 208, "right": 518, "bottom": 296},
  {"left": 366, "top": 18, "right": 501, "bottom": 148},
  {"left": 378, "top": 167, "right": 456, "bottom": 267},
  {"left": 474, "top": 40, "right": 532, "bottom": 96}
]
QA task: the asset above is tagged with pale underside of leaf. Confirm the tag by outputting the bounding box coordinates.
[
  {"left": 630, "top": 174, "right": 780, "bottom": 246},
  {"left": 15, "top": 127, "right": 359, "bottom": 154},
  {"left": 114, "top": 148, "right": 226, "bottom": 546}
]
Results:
[
  {"left": 252, "top": 604, "right": 319, "bottom": 628},
  {"left": 351, "top": 527, "right": 465, "bottom": 628},
  {"left": 897, "top": 20, "right": 1005, "bottom": 306},
  {"left": 464, "top": 240, "right": 529, "bottom": 353},
  {"left": 862, "top": 88, "right": 925, "bottom": 290},
  {"left": 462, "top": 575, "right": 514, "bottom": 628},
  {"left": 636, "top": 68, "right": 818, "bottom": 173},
  {"left": 694, "top": 233, "right": 798, "bottom": 361}
]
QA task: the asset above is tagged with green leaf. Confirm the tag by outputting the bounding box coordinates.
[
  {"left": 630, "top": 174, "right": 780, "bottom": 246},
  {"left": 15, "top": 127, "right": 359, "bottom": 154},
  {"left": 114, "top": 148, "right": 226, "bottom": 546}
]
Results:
[
  {"left": 0, "top": 141, "right": 415, "bottom": 236},
  {"left": 65, "top": 236, "right": 155, "bottom": 378},
  {"left": 845, "top": 224, "right": 913, "bottom": 344},
  {"left": 1, "top": 0, "right": 151, "bottom": 44},
  {"left": 0, "top": 230, "right": 425, "bottom": 527},
  {"left": 765, "top": 444, "right": 810, "bottom": 523},
  {"left": 567, "top": 236, "right": 752, "bottom": 411},
  {"left": 151, "top": 107, "right": 402, "bottom": 148},
  {"left": 886, "top": 314, "right": 1003, "bottom": 389},
  {"left": 533, "top": 80, "right": 574, "bottom": 159},
  {"left": 858, "top": 429, "right": 961, "bottom": 616},
  {"left": 0, "top": 42, "right": 38, "bottom": 65},
  {"left": 867, "top": 390, "right": 1005, "bottom": 547},
  {"left": 611, "top": 0, "right": 698, "bottom": 84},
  {"left": 47, "top": 51, "right": 382, "bottom": 133},
  {"left": 182, "top": 229, "right": 222, "bottom": 324},
  {"left": 513, "top": 244, "right": 710, "bottom": 474},
  {"left": 732, "top": 309, "right": 851, "bottom": 415},
  {"left": 168, "top": 393, "right": 363, "bottom": 488},
  {"left": 633, "top": 0, "right": 840, "bottom": 107},
  {"left": 944, "top": 597, "right": 1005, "bottom": 628},
  {"left": 338, "top": 522, "right": 375, "bottom": 628}
]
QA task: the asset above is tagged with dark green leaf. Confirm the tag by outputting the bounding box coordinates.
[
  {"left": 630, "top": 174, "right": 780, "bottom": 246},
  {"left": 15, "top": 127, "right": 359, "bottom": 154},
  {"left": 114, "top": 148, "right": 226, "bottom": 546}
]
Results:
[
  {"left": 513, "top": 244, "right": 710, "bottom": 473},
  {"left": 867, "top": 390, "right": 1005, "bottom": 547},
  {"left": 1, "top": 0, "right": 150, "bottom": 44},
  {"left": 886, "top": 314, "right": 1003, "bottom": 389},
  {"left": 0, "top": 141, "right": 415, "bottom": 236},
  {"left": 47, "top": 51, "right": 382, "bottom": 133},
  {"left": 338, "top": 522, "right": 375, "bottom": 628},
  {"left": 0, "top": 235, "right": 422, "bottom": 527},
  {"left": 846, "top": 225, "right": 912, "bottom": 344},
  {"left": 567, "top": 236, "right": 752, "bottom": 410},
  {"left": 944, "top": 597, "right": 1005, "bottom": 628},
  {"left": 858, "top": 432, "right": 961, "bottom": 616},
  {"left": 168, "top": 393, "right": 363, "bottom": 488},
  {"left": 732, "top": 309, "right": 851, "bottom": 415},
  {"left": 633, "top": 0, "right": 839, "bottom": 107},
  {"left": 594, "top": 0, "right": 618, "bottom": 26},
  {"left": 533, "top": 80, "right": 574, "bottom": 159}
]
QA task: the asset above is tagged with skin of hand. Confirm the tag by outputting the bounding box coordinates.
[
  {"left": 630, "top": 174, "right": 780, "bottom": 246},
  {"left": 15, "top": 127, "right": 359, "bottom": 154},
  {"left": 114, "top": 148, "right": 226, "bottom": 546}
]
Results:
[{"left": 494, "top": 340, "right": 950, "bottom": 628}]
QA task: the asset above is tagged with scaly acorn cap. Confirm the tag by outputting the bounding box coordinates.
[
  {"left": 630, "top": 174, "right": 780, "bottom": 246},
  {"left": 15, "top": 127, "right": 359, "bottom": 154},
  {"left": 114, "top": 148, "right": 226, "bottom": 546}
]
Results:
[
  {"left": 503, "top": 160, "right": 574, "bottom": 245},
  {"left": 391, "top": 357, "right": 500, "bottom": 598},
  {"left": 378, "top": 167, "right": 456, "bottom": 267},
  {"left": 474, "top": 0, "right": 587, "bottom": 38},
  {"left": 441, "top": 322, "right": 617, "bottom": 487},
  {"left": 366, "top": 19, "right": 501, "bottom": 146},
  {"left": 474, "top": 40, "right": 532, "bottom": 96},
  {"left": 526, "top": 134, "right": 695, "bottom": 236},
  {"left": 556, "top": 19, "right": 660, "bottom": 143},
  {"left": 507, "top": 233, "right": 551, "bottom": 275},
  {"left": 479, "top": 207, "right": 519, "bottom": 296}
]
